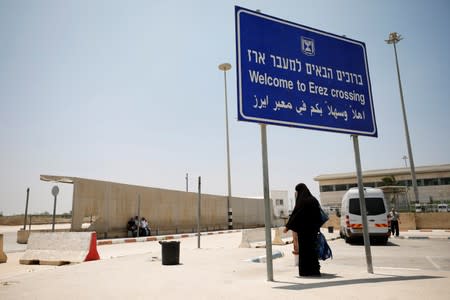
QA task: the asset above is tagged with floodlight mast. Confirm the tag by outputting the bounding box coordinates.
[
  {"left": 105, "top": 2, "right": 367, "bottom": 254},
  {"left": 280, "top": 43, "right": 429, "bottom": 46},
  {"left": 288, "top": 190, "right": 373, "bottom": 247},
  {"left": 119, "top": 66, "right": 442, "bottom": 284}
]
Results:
[
  {"left": 218, "top": 63, "right": 233, "bottom": 229},
  {"left": 385, "top": 32, "right": 419, "bottom": 204}
]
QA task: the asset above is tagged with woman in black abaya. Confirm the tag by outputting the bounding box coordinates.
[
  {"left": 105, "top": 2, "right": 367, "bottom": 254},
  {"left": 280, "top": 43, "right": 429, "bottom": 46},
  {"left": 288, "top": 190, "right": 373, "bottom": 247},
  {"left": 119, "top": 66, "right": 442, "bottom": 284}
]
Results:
[{"left": 284, "top": 183, "right": 321, "bottom": 276}]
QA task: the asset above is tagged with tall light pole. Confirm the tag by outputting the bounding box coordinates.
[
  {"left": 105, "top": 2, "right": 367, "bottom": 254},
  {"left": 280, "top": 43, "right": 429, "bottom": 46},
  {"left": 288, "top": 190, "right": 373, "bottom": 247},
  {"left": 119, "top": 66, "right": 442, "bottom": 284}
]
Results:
[
  {"left": 402, "top": 155, "right": 408, "bottom": 168},
  {"left": 386, "top": 32, "right": 419, "bottom": 203},
  {"left": 218, "top": 62, "right": 233, "bottom": 229}
]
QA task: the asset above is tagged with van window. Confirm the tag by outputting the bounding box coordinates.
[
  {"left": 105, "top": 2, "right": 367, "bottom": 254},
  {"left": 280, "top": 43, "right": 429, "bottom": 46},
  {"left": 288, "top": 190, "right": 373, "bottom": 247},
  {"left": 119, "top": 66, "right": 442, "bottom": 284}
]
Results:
[{"left": 349, "top": 198, "right": 386, "bottom": 215}]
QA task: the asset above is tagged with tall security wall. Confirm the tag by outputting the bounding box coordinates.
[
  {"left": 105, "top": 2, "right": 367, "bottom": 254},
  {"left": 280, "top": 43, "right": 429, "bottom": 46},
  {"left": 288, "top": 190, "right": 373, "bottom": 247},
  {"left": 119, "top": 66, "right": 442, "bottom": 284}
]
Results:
[{"left": 70, "top": 178, "right": 265, "bottom": 238}]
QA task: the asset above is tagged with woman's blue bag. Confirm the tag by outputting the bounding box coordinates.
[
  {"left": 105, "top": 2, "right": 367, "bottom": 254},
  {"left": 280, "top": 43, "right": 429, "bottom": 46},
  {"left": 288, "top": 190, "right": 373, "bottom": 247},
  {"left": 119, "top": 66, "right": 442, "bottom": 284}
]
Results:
[
  {"left": 316, "top": 232, "right": 333, "bottom": 260},
  {"left": 319, "top": 207, "right": 329, "bottom": 227}
]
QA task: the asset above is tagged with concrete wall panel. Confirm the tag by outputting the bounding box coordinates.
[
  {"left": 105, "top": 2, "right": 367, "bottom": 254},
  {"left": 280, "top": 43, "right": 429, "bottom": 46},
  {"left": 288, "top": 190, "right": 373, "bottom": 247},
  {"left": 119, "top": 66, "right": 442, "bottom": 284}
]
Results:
[
  {"left": 415, "top": 212, "right": 450, "bottom": 229},
  {"left": 398, "top": 213, "right": 417, "bottom": 230},
  {"left": 69, "top": 178, "right": 265, "bottom": 237}
]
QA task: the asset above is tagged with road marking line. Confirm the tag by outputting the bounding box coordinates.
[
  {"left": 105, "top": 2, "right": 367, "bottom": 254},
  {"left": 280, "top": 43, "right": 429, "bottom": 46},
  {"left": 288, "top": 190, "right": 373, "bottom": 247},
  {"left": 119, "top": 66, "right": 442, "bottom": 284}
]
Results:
[{"left": 425, "top": 256, "right": 441, "bottom": 270}]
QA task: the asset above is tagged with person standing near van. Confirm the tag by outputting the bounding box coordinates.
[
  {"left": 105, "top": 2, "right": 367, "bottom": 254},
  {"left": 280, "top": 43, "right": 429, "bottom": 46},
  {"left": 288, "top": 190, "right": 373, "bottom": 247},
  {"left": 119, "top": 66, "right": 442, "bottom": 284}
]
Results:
[
  {"left": 389, "top": 208, "right": 400, "bottom": 237},
  {"left": 284, "top": 183, "right": 322, "bottom": 277}
]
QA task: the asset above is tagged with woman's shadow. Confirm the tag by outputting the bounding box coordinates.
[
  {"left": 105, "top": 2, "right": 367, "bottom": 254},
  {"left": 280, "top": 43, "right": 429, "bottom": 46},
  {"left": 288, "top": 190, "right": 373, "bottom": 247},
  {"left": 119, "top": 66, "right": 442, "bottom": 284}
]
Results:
[{"left": 273, "top": 273, "right": 441, "bottom": 291}]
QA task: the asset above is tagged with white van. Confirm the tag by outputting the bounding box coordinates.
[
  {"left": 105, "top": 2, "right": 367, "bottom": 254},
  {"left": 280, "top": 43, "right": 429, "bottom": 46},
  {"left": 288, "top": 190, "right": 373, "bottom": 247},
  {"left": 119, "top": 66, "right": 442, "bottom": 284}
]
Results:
[
  {"left": 340, "top": 187, "right": 390, "bottom": 244},
  {"left": 437, "top": 204, "right": 448, "bottom": 212},
  {"left": 415, "top": 203, "right": 423, "bottom": 213}
]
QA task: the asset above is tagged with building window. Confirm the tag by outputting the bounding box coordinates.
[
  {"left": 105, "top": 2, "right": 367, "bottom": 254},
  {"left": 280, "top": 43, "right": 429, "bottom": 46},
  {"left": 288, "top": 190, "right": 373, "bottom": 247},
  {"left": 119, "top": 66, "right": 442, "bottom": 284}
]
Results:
[
  {"left": 275, "top": 199, "right": 284, "bottom": 206},
  {"left": 398, "top": 180, "right": 417, "bottom": 186},
  {"left": 441, "top": 177, "right": 450, "bottom": 185},
  {"left": 364, "top": 182, "right": 376, "bottom": 187},
  {"left": 320, "top": 185, "right": 334, "bottom": 192},
  {"left": 348, "top": 183, "right": 357, "bottom": 189},
  {"left": 423, "top": 178, "right": 439, "bottom": 186},
  {"left": 335, "top": 184, "right": 348, "bottom": 191}
]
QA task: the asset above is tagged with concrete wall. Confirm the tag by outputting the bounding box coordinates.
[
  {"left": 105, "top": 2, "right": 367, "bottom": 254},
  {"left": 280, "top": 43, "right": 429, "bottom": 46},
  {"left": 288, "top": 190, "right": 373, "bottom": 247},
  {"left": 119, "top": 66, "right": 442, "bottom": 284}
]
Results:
[
  {"left": 231, "top": 197, "right": 265, "bottom": 228},
  {"left": 323, "top": 215, "right": 340, "bottom": 229},
  {"left": 322, "top": 213, "right": 449, "bottom": 230},
  {"left": 415, "top": 213, "right": 450, "bottom": 229},
  {"left": 70, "top": 178, "right": 265, "bottom": 238},
  {"left": 398, "top": 213, "right": 416, "bottom": 230},
  {"left": 0, "top": 234, "right": 7, "bottom": 263}
]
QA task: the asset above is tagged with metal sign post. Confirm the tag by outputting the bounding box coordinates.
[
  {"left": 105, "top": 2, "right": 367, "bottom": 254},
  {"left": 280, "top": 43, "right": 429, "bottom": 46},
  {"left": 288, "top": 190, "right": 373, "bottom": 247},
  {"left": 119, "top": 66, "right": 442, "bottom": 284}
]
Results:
[
  {"left": 197, "top": 176, "right": 201, "bottom": 249},
  {"left": 137, "top": 194, "right": 141, "bottom": 237},
  {"left": 260, "top": 124, "right": 274, "bottom": 281},
  {"left": 23, "top": 188, "right": 30, "bottom": 230},
  {"left": 51, "top": 186, "right": 59, "bottom": 232},
  {"left": 352, "top": 135, "right": 373, "bottom": 273}
]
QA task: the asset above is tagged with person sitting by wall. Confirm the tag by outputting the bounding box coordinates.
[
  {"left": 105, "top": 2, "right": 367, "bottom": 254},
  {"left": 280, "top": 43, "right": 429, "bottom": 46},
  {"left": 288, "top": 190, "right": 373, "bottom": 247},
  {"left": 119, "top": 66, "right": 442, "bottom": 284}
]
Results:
[
  {"left": 127, "top": 217, "right": 137, "bottom": 237},
  {"left": 140, "top": 217, "right": 151, "bottom": 236}
]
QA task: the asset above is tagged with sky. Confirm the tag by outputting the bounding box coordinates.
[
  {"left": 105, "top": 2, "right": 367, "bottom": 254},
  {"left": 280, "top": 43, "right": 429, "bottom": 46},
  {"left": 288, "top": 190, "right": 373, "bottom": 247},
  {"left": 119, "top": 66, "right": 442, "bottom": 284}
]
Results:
[{"left": 1, "top": 0, "right": 449, "bottom": 216}]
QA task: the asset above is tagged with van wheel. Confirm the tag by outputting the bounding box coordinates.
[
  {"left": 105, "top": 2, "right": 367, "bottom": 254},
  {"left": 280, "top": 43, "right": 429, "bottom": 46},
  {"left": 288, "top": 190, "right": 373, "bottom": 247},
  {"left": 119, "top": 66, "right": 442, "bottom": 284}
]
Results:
[{"left": 345, "top": 235, "right": 351, "bottom": 244}]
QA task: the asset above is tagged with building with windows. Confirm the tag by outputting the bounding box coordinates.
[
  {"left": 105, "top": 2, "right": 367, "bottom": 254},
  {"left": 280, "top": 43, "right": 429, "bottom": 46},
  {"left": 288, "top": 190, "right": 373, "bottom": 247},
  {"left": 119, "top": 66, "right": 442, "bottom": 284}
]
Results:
[
  {"left": 270, "top": 190, "right": 292, "bottom": 218},
  {"left": 314, "top": 164, "right": 450, "bottom": 210}
]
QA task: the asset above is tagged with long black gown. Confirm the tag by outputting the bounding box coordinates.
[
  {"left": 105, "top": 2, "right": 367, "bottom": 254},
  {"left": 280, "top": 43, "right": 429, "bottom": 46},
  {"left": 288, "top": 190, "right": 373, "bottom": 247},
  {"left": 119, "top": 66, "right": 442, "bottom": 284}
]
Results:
[{"left": 285, "top": 195, "right": 321, "bottom": 276}]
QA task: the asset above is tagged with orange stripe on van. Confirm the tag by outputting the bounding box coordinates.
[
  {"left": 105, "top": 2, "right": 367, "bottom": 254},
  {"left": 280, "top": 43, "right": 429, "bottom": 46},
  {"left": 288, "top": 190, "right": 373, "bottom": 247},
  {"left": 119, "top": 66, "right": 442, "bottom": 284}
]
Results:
[
  {"left": 350, "top": 224, "right": 363, "bottom": 229},
  {"left": 375, "top": 224, "right": 388, "bottom": 228},
  {"left": 350, "top": 224, "right": 388, "bottom": 228}
]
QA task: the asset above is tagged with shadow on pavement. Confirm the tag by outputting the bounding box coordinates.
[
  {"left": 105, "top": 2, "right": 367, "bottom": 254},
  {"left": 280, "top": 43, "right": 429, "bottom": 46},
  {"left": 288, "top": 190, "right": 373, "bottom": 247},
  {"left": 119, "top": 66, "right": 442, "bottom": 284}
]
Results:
[
  {"left": 274, "top": 275, "right": 443, "bottom": 291},
  {"left": 347, "top": 240, "right": 399, "bottom": 247},
  {"left": 385, "top": 241, "right": 400, "bottom": 247},
  {"left": 295, "top": 273, "right": 341, "bottom": 279}
]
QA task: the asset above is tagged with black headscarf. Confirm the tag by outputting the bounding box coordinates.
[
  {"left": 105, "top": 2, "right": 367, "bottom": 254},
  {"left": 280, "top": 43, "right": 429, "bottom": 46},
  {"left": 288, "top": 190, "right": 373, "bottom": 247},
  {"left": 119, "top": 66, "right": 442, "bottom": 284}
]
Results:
[{"left": 286, "top": 183, "right": 321, "bottom": 234}]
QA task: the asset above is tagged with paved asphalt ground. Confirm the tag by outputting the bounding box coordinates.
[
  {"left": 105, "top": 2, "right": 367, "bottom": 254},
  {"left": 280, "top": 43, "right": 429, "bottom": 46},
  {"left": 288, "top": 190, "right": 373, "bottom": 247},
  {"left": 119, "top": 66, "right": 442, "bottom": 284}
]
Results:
[{"left": 1, "top": 226, "right": 449, "bottom": 299}]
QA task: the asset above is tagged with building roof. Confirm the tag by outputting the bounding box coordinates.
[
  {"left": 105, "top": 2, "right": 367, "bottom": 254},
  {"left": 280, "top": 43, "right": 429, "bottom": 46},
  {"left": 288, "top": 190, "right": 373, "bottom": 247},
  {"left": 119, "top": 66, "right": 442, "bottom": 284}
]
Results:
[
  {"left": 40, "top": 175, "right": 75, "bottom": 184},
  {"left": 313, "top": 164, "right": 450, "bottom": 181}
]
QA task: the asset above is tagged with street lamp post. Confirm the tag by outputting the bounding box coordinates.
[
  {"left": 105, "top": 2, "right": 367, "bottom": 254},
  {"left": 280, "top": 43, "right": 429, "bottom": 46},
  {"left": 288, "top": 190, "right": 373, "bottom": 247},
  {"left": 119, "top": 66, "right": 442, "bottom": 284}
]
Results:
[
  {"left": 402, "top": 155, "right": 408, "bottom": 168},
  {"left": 218, "top": 63, "right": 233, "bottom": 229},
  {"left": 386, "top": 32, "right": 419, "bottom": 203}
]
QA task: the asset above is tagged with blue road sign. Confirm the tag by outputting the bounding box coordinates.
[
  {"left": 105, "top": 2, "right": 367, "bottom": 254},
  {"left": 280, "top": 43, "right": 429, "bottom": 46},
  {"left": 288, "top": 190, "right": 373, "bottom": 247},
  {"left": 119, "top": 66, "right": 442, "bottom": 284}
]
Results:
[{"left": 235, "top": 6, "right": 378, "bottom": 137}]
